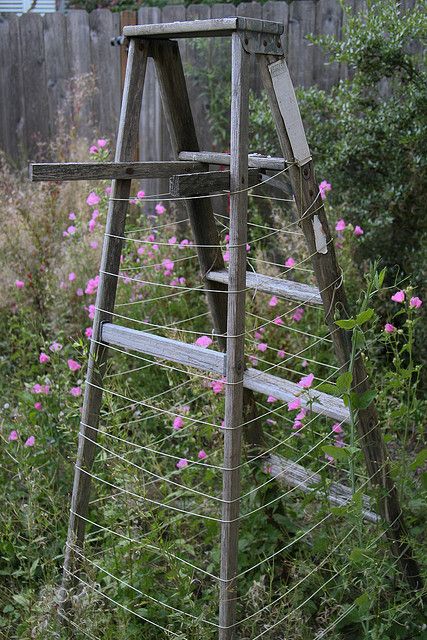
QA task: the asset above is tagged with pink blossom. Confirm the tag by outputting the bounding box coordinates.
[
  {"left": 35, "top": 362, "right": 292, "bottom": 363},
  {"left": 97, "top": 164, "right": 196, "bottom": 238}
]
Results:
[
  {"left": 105, "top": 186, "right": 112, "bottom": 196},
  {"left": 92, "top": 209, "right": 99, "bottom": 220},
  {"left": 97, "top": 138, "right": 107, "bottom": 148},
  {"left": 410, "top": 296, "right": 423, "bottom": 309},
  {"left": 384, "top": 323, "right": 396, "bottom": 334},
  {"left": 277, "top": 349, "right": 286, "bottom": 359},
  {"left": 66, "top": 225, "right": 76, "bottom": 236},
  {"left": 284, "top": 257, "right": 295, "bottom": 269},
  {"left": 273, "top": 316, "right": 284, "bottom": 326},
  {"left": 173, "top": 416, "right": 184, "bottom": 430},
  {"left": 176, "top": 458, "right": 188, "bottom": 469},
  {"left": 67, "top": 359, "right": 81, "bottom": 372},
  {"left": 76, "top": 288, "right": 84, "bottom": 297},
  {"left": 266, "top": 419, "right": 277, "bottom": 426},
  {"left": 298, "top": 372, "right": 314, "bottom": 389},
  {"left": 39, "top": 352, "right": 50, "bottom": 364},
  {"left": 70, "top": 386, "right": 82, "bottom": 397},
  {"left": 292, "top": 307, "right": 305, "bottom": 322},
  {"left": 223, "top": 250, "right": 230, "bottom": 262},
  {"left": 288, "top": 398, "right": 301, "bottom": 411},
  {"left": 89, "top": 145, "right": 98, "bottom": 154},
  {"left": 69, "top": 212, "right": 76, "bottom": 220},
  {"left": 34, "top": 402, "right": 42, "bottom": 411},
  {"left": 325, "top": 454, "right": 335, "bottom": 464},
  {"left": 68, "top": 272, "right": 76, "bottom": 282},
  {"left": 155, "top": 203, "right": 166, "bottom": 215},
  {"left": 85, "top": 276, "right": 99, "bottom": 295},
  {"left": 87, "top": 305, "right": 95, "bottom": 320},
  {"left": 296, "top": 408, "right": 307, "bottom": 421},
  {"left": 181, "top": 405, "right": 190, "bottom": 414},
  {"left": 152, "top": 244, "right": 159, "bottom": 252},
  {"left": 335, "top": 219, "right": 346, "bottom": 232},
  {"left": 90, "top": 241, "right": 98, "bottom": 250},
  {"left": 334, "top": 438, "right": 345, "bottom": 448},
  {"left": 49, "top": 341, "right": 62, "bottom": 352},
  {"left": 137, "top": 190, "right": 145, "bottom": 199},
  {"left": 180, "top": 239, "right": 190, "bottom": 248},
  {"left": 248, "top": 355, "right": 258, "bottom": 366},
  {"left": 162, "top": 258, "right": 174, "bottom": 272},
  {"left": 267, "top": 395, "right": 277, "bottom": 403},
  {"left": 332, "top": 423, "right": 343, "bottom": 434},
  {"left": 354, "top": 225, "right": 364, "bottom": 237},
  {"left": 319, "top": 180, "right": 332, "bottom": 200},
  {"left": 301, "top": 359, "right": 308, "bottom": 368},
  {"left": 292, "top": 420, "right": 303, "bottom": 431},
  {"left": 88, "top": 219, "right": 96, "bottom": 233},
  {"left": 15, "top": 279, "right": 25, "bottom": 289},
  {"left": 86, "top": 192, "right": 100, "bottom": 207},
  {"left": 246, "top": 243, "right": 251, "bottom": 252},
  {"left": 85, "top": 327, "right": 93, "bottom": 338},
  {"left": 391, "top": 290, "right": 405, "bottom": 303},
  {"left": 210, "top": 378, "right": 225, "bottom": 394},
  {"left": 25, "top": 435, "right": 35, "bottom": 447},
  {"left": 269, "top": 296, "right": 278, "bottom": 307},
  {"left": 195, "top": 335, "right": 213, "bottom": 348},
  {"left": 257, "top": 342, "right": 268, "bottom": 352},
  {"left": 254, "top": 331, "right": 263, "bottom": 340},
  {"left": 8, "top": 430, "right": 19, "bottom": 442},
  {"left": 168, "top": 236, "right": 177, "bottom": 245},
  {"left": 198, "top": 449, "right": 207, "bottom": 460},
  {"left": 137, "top": 246, "right": 145, "bottom": 256}
]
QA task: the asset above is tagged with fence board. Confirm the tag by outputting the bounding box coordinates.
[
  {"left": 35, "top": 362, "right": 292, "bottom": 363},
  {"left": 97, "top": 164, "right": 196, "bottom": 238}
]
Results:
[
  {"left": 237, "top": 2, "right": 262, "bottom": 94},
  {"left": 43, "top": 12, "right": 71, "bottom": 142},
  {"left": 66, "top": 10, "right": 93, "bottom": 140},
  {"left": 0, "top": 17, "right": 25, "bottom": 159},
  {"left": 262, "top": 1, "right": 288, "bottom": 56},
  {"left": 314, "top": 0, "right": 342, "bottom": 89},
  {"left": 288, "top": 0, "right": 316, "bottom": 87}
]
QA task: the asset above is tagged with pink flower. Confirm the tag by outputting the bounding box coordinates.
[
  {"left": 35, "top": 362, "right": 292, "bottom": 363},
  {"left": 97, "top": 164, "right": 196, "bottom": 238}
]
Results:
[
  {"left": 97, "top": 138, "right": 107, "bottom": 148},
  {"left": 288, "top": 398, "right": 301, "bottom": 411},
  {"left": 332, "top": 423, "right": 343, "bottom": 434},
  {"left": 335, "top": 219, "right": 346, "bottom": 232},
  {"left": 273, "top": 316, "right": 284, "bottom": 326},
  {"left": 319, "top": 180, "right": 332, "bottom": 200},
  {"left": 39, "top": 352, "right": 50, "bottom": 364},
  {"left": 180, "top": 239, "right": 190, "bottom": 248},
  {"left": 248, "top": 355, "right": 258, "bottom": 366},
  {"left": 257, "top": 343, "right": 268, "bottom": 352},
  {"left": 89, "top": 145, "right": 98, "bottom": 154},
  {"left": 92, "top": 209, "right": 99, "bottom": 220},
  {"left": 168, "top": 236, "right": 177, "bottom": 245},
  {"left": 34, "top": 402, "right": 42, "bottom": 411},
  {"left": 67, "top": 359, "right": 81, "bottom": 372},
  {"left": 269, "top": 296, "right": 278, "bottom": 307},
  {"left": 267, "top": 395, "right": 277, "bottom": 403},
  {"left": 325, "top": 454, "right": 335, "bottom": 464},
  {"left": 87, "top": 304, "right": 95, "bottom": 320},
  {"left": 69, "top": 212, "right": 76, "bottom": 220},
  {"left": 391, "top": 290, "right": 405, "bottom": 303},
  {"left": 137, "top": 190, "right": 145, "bottom": 199},
  {"left": 384, "top": 323, "right": 396, "bottom": 334},
  {"left": 85, "top": 327, "right": 93, "bottom": 338},
  {"left": 176, "top": 458, "right": 188, "bottom": 469},
  {"left": 25, "top": 435, "right": 35, "bottom": 447},
  {"left": 284, "top": 257, "right": 295, "bottom": 269},
  {"left": 155, "top": 203, "right": 166, "bottom": 215},
  {"left": 86, "top": 192, "right": 100, "bottom": 207},
  {"left": 85, "top": 276, "right": 99, "bottom": 295},
  {"left": 32, "top": 384, "right": 50, "bottom": 395},
  {"left": 198, "top": 449, "right": 207, "bottom": 460},
  {"left": 49, "top": 341, "right": 62, "bottom": 352},
  {"left": 223, "top": 250, "right": 230, "bottom": 262},
  {"left": 66, "top": 225, "right": 76, "bottom": 236},
  {"left": 298, "top": 372, "right": 314, "bottom": 389},
  {"left": 8, "top": 430, "right": 19, "bottom": 442},
  {"left": 70, "top": 386, "right": 82, "bottom": 397},
  {"left": 296, "top": 408, "right": 307, "bottom": 421},
  {"left": 354, "top": 225, "right": 364, "bottom": 237},
  {"left": 90, "top": 241, "right": 98, "bottom": 250},
  {"left": 410, "top": 296, "right": 422, "bottom": 309},
  {"left": 76, "top": 288, "right": 84, "bottom": 297},
  {"left": 88, "top": 219, "right": 96, "bottom": 232},
  {"left": 105, "top": 186, "right": 112, "bottom": 196},
  {"left": 15, "top": 279, "right": 25, "bottom": 289},
  {"left": 162, "top": 258, "right": 174, "bottom": 272},
  {"left": 210, "top": 378, "right": 225, "bottom": 394},
  {"left": 68, "top": 272, "right": 76, "bottom": 282},
  {"left": 195, "top": 335, "right": 212, "bottom": 348},
  {"left": 173, "top": 416, "right": 184, "bottom": 430},
  {"left": 292, "top": 420, "right": 303, "bottom": 431},
  {"left": 277, "top": 349, "right": 286, "bottom": 359}
]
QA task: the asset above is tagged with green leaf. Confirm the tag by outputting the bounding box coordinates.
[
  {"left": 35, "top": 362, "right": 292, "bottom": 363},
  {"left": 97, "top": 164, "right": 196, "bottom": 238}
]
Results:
[
  {"left": 351, "top": 389, "right": 376, "bottom": 410},
  {"left": 378, "top": 268, "right": 387, "bottom": 288},
  {"left": 410, "top": 448, "right": 427, "bottom": 471},
  {"left": 336, "top": 371, "right": 353, "bottom": 394},
  {"left": 315, "top": 382, "right": 340, "bottom": 396},
  {"left": 322, "top": 445, "right": 350, "bottom": 461},
  {"left": 335, "top": 318, "right": 357, "bottom": 330},
  {"left": 355, "top": 592, "right": 371, "bottom": 613},
  {"left": 353, "top": 327, "right": 365, "bottom": 350},
  {"left": 355, "top": 308, "right": 374, "bottom": 326}
]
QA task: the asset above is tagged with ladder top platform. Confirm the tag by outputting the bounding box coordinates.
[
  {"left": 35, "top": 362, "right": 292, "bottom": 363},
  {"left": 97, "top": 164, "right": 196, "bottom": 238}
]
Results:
[{"left": 123, "top": 17, "right": 284, "bottom": 39}]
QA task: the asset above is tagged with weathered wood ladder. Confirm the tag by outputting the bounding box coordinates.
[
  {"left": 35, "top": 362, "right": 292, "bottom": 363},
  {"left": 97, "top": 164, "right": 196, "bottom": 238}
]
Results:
[{"left": 30, "top": 16, "right": 421, "bottom": 638}]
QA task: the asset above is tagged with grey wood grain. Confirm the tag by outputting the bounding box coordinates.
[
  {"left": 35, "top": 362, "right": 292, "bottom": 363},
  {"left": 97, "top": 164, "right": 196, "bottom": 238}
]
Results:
[
  {"left": 262, "top": 1, "right": 288, "bottom": 57},
  {"left": 29, "top": 161, "right": 204, "bottom": 182},
  {"left": 66, "top": 10, "right": 93, "bottom": 140},
  {"left": 43, "top": 13, "right": 71, "bottom": 144},
  {"left": 0, "top": 17, "right": 25, "bottom": 161},
  {"left": 206, "top": 269, "right": 323, "bottom": 304},
  {"left": 287, "top": 0, "right": 316, "bottom": 88},
  {"left": 314, "top": 0, "right": 342, "bottom": 90},
  {"left": 123, "top": 17, "right": 283, "bottom": 38},
  {"left": 178, "top": 150, "right": 286, "bottom": 170},
  {"left": 170, "top": 168, "right": 260, "bottom": 196}
]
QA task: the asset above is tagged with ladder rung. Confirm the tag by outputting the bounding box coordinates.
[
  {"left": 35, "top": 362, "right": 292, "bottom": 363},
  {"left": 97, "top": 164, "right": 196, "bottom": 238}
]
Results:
[
  {"left": 266, "top": 454, "right": 379, "bottom": 523},
  {"left": 29, "top": 161, "right": 204, "bottom": 182},
  {"left": 101, "top": 323, "right": 348, "bottom": 423},
  {"left": 170, "top": 168, "right": 260, "bottom": 197},
  {"left": 178, "top": 151, "right": 286, "bottom": 171},
  {"left": 123, "top": 18, "right": 284, "bottom": 39},
  {"left": 206, "top": 269, "right": 323, "bottom": 305}
]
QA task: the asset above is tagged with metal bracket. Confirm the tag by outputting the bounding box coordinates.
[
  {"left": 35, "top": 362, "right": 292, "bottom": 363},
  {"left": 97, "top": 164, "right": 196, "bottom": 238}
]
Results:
[{"left": 239, "top": 30, "right": 283, "bottom": 56}]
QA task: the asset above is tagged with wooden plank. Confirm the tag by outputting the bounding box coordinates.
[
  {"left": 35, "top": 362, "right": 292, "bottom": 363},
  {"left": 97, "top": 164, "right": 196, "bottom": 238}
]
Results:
[
  {"left": 206, "top": 269, "right": 323, "bottom": 305},
  {"left": 170, "top": 168, "right": 260, "bottom": 197},
  {"left": 237, "top": 1, "right": 262, "bottom": 95},
  {"left": 245, "top": 368, "right": 349, "bottom": 423},
  {"left": 257, "top": 52, "right": 423, "bottom": 590},
  {"left": 287, "top": 0, "right": 316, "bottom": 88},
  {"left": 18, "top": 12, "right": 50, "bottom": 158},
  {"left": 101, "top": 323, "right": 225, "bottom": 375},
  {"left": 43, "top": 12, "right": 70, "bottom": 146},
  {"left": 29, "top": 161, "right": 204, "bottom": 182},
  {"left": 119, "top": 11, "right": 137, "bottom": 94},
  {"left": 0, "top": 16, "right": 25, "bottom": 162},
  {"left": 314, "top": 0, "right": 342, "bottom": 90},
  {"left": 124, "top": 17, "right": 284, "bottom": 38},
  {"left": 178, "top": 150, "right": 286, "bottom": 170},
  {"left": 262, "top": 1, "right": 288, "bottom": 57},
  {"left": 219, "top": 33, "right": 250, "bottom": 640},
  {"left": 66, "top": 10, "right": 93, "bottom": 140},
  {"left": 61, "top": 38, "right": 149, "bottom": 598},
  {"left": 89, "top": 9, "right": 121, "bottom": 142},
  {"left": 267, "top": 455, "right": 379, "bottom": 523}
]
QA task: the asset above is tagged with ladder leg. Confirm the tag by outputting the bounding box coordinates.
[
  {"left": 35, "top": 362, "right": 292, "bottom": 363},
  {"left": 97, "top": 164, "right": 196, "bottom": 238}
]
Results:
[
  {"left": 219, "top": 34, "right": 250, "bottom": 640},
  {"left": 60, "top": 38, "right": 149, "bottom": 601},
  {"left": 257, "top": 52, "right": 422, "bottom": 591}
]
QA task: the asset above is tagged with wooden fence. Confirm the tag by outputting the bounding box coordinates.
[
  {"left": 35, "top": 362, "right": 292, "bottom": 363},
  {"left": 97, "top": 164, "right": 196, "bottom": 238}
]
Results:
[{"left": 0, "top": 1, "right": 362, "bottom": 165}]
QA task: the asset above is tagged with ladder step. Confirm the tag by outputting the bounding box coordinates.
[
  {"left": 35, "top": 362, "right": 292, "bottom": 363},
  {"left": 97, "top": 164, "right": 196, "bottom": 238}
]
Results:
[
  {"left": 101, "top": 323, "right": 348, "bottom": 423},
  {"left": 123, "top": 17, "right": 284, "bottom": 39},
  {"left": 266, "top": 455, "right": 379, "bottom": 523},
  {"left": 29, "top": 161, "right": 204, "bottom": 182},
  {"left": 170, "top": 168, "right": 260, "bottom": 197},
  {"left": 206, "top": 270, "right": 323, "bottom": 305},
  {"left": 178, "top": 151, "right": 286, "bottom": 171}
]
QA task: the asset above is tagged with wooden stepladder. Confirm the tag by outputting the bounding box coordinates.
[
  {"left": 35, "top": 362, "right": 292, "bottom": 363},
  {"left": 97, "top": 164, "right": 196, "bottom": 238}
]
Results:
[{"left": 30, "top": 17, "right": 421, "bottom": 639}]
